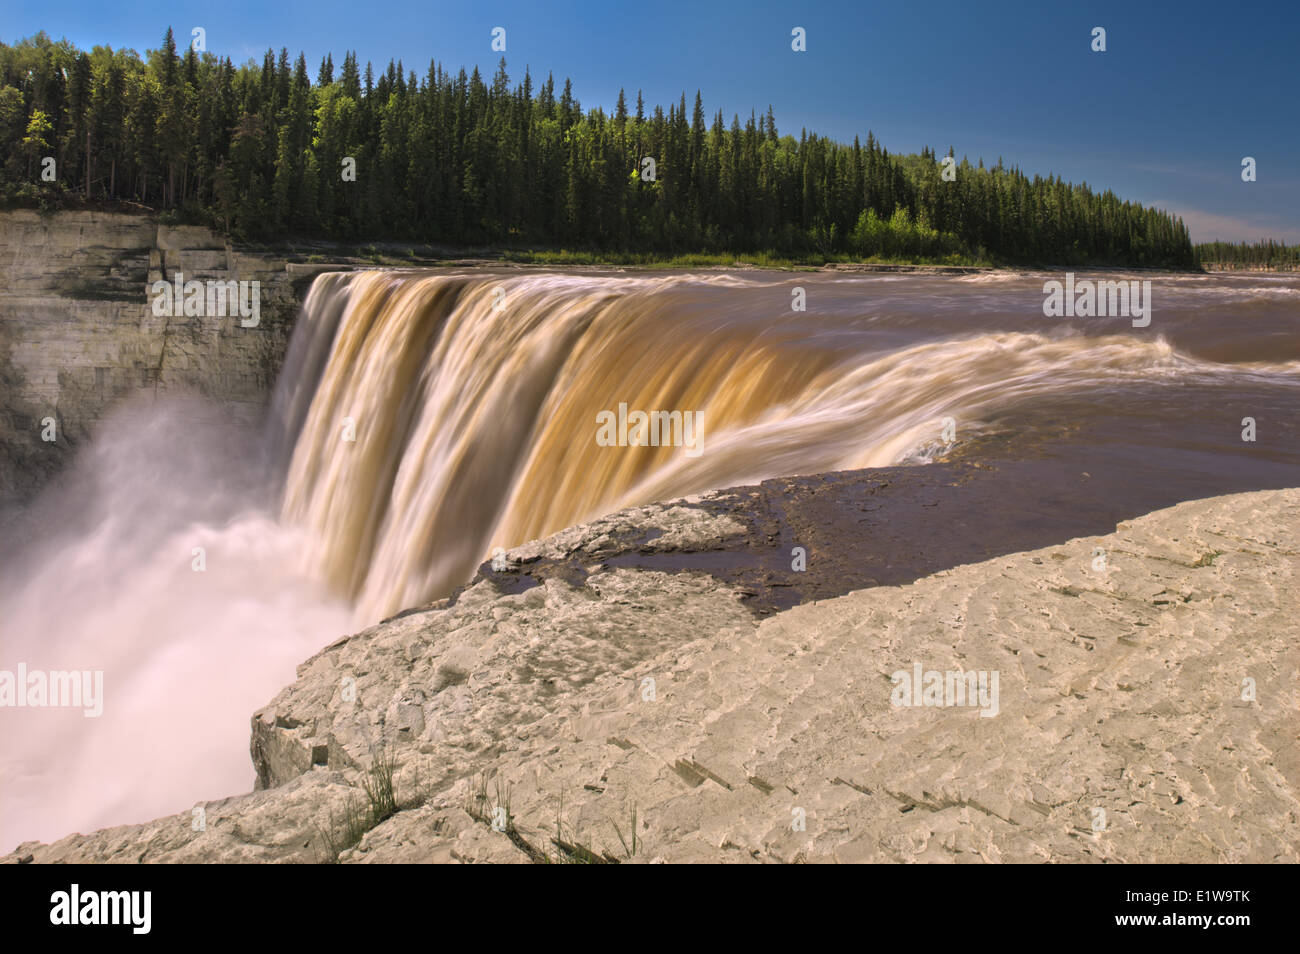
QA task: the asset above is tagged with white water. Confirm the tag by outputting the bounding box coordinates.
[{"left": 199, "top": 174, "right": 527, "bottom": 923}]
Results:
[
  {"left": 0, "top": 396, "right": 350, "bottom": 853},
  {"left": 4, "top": 267, "right": 1295, "bottom": 855}
]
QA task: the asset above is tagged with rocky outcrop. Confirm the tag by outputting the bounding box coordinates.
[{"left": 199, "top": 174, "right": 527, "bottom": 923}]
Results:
[
  {"left": 8, "top": 484, "right": 1297, "bottom": 864},
  {"left": 0, "top": 210, "right": 299, "bottom": 506}
]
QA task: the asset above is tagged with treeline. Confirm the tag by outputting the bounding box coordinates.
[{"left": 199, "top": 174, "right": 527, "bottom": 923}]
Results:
[
  {"left": 1, "top": 29, "right": 1195, "bottom": 267},
  {"left": 1195, "top": 240, "right": 1300, "bottom": 269}
]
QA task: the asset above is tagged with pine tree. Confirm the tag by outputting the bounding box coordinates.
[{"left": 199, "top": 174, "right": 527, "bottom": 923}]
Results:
[{"left": 0, "top": 33, "right": 1197, "bottom": 267}]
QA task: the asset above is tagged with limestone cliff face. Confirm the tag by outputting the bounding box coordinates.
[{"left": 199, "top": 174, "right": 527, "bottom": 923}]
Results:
[
  {"left": 8, "top": 484, "right": 1297, "bottom": 864},
  {"left": 0, "top": 210, "right": 299, "bottom": 506}
]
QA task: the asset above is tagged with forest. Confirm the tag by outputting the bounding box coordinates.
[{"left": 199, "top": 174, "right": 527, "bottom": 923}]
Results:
[
  {"left": 2, "top": 29, "right": 1199, "bottom": 267},
  {"left": 1194, "top": 239, "right": 1300, "bottom": 269}
]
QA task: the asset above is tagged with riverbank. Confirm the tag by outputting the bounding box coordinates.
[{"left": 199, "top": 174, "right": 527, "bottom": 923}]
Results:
[
  {"left": 260, "top": 239, "right": 1214, "bottom": 274},
  {"left": 1198, "top": 263, "right": 1300, "bottom": 272}
]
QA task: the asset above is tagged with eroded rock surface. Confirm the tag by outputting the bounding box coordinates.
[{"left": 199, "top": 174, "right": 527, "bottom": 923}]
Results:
[{"left": 7, "top": 486, "right": 1297, "bottom": 864}]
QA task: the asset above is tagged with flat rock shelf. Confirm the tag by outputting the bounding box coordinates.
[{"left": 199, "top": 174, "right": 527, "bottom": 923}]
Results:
[{"left": 7, "top": 481, "right": 1297, "bottom": 864}]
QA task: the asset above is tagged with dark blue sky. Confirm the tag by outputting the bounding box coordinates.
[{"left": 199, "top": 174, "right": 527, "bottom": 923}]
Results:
[{"left": 5, "top": 0, "right": 1297, "bottom": 241}]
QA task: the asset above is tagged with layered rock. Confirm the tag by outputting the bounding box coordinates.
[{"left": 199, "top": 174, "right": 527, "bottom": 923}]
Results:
[
  {"left": 0, "top": 210, "right": 299, "bottom": 505},
  {"left": 8, "top": 484, "right": 1297, "bottom": 864}
]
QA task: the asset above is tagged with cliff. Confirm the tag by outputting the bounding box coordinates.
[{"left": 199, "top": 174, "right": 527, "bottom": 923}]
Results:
[
  {"left": 0, "top": 210, "right": 300, "bottom": 507},
  {"left": 7, "top": 482, "right": 1297, "bottom": 864}
]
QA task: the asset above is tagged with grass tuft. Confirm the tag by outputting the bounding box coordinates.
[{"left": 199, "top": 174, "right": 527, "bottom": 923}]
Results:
[{"left": 314, "top": 748, "right": 401, "bottom": 862}]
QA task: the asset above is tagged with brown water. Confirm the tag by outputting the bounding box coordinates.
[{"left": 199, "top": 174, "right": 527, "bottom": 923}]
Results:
[
  {"left": 4, "top": 266, "right": 1297, "bottom": 853},
  {"left": 272, "top": 268, "right": 1300, "bottom": 621}
]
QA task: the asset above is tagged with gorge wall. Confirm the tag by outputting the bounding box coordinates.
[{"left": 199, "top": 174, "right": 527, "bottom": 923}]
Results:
[{"left": 0, "top": 210, "right": 302, "bottom": 509}]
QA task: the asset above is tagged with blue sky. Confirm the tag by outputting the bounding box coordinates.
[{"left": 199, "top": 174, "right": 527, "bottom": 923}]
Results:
[{"left": 4, "top": 0, "right": 1297, "bottom": 242}]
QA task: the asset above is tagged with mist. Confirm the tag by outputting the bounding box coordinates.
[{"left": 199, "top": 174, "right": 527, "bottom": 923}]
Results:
[{"left": 0, "top": 394, "right": 351, "bottom": 853}]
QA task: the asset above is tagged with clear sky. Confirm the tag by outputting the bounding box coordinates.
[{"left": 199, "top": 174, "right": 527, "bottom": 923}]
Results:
[{"left": 4, "top": 0, "right": 1297, "bottom": 242}]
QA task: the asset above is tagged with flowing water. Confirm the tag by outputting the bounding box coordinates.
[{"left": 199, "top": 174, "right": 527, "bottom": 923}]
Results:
[
  {"left": 2, "top": 268, "right": 1298, "bottom": 851},
  {"left": 274, "top": 269, "right": 1300, "bottom": 620}
]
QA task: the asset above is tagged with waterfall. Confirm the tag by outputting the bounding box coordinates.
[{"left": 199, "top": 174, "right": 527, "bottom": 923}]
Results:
[{"left": 274, "top": 270, "right": 1216, "bottom": 622}]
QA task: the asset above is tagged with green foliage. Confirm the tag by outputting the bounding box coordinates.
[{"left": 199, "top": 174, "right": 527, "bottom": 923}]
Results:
[
  {"left": 21, "top": 109, "right": 53, "bottom": 153},
  {"left": 315, "top": 793, "right": 370, "bottom": 863},
  {"left": 849, "top": 207, "right": 962, "bottom": 260},
  {"left": 1196, "top": 239, "right": 1300, "bottom": 269},
  {"left": 0, "top": 30, "right": 1195, "bottom": 267},
  {"left": 610, "top": 803, "right": 639, "bottom": 859},
  {"left": 314, "top": 750, "right": 399, "bottom": 863},
  {"left": 361, "top": 749, "right": 397, "bottom": 824}
]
